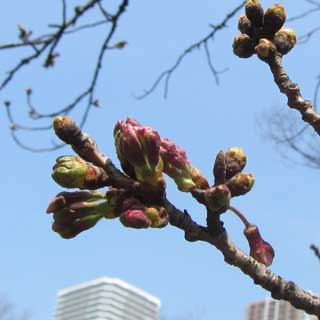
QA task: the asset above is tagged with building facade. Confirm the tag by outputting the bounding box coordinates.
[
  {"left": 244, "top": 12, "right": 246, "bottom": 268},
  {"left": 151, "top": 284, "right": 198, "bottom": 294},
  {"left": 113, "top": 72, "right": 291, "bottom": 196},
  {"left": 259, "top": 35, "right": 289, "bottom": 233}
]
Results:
[
  {"left": 246, "top": 298, "right": 317, "bottom": 320},
  {"left": 53, "top": 277, "right": 161, "bottom": 320}
]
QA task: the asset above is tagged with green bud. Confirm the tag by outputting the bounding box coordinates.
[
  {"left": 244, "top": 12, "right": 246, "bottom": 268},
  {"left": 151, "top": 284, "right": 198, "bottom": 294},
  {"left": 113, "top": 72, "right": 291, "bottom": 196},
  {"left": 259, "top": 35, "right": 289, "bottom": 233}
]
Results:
[
  {"left": 205, "top": 185, "right": 231, "bottom": 213},
  {"left": 273, "top": 28, "right": 297, "bottom": 55},
  {"left": 245, "top": 0, "right": 264, "bottom": 28},
  {"left": 46, "top": 191, "right": 119, "bottom": 238},
  {"left": 233, "top": 34, "right": 256, "bottom": 58},
  {"left": 263, "top": 4, "right": 286, "bottom": 34},
  {"left": 225, "top": 147, "right": 247, "bottom": 179},
  {"left": 52, "top": 156, "right": 107, "bottom": 189},
  {"left": 226, "top": 172, "right": 255, "bottom": 197},
  {"left": 255, "top": 38, "right": 277, "bottom": 60},
  {"left": 145, "top": 206, "right": 169, "bottom": 228}
]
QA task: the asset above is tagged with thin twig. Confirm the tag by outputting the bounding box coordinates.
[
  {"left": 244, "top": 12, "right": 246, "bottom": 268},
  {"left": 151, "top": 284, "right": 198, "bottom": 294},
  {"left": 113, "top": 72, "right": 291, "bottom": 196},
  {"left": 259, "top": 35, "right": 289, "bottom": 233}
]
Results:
[
  {"left": 136, "top": 1, "right": 246, "bottom": 99},
  {"left": 1, "top": 0, "right": 129, "bottom": 151}
]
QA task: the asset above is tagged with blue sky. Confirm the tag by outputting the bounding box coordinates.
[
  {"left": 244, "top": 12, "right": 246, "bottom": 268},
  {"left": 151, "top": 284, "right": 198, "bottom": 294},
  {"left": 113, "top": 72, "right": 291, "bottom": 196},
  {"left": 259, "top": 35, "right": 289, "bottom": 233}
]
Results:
[{"left": 0, "top": 0, "right": 319, "bottom": 319}]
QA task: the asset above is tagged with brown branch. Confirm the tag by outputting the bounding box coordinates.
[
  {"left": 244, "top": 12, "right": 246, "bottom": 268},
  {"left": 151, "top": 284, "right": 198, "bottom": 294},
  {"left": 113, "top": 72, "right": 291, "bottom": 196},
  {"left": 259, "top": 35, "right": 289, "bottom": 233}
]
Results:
[
  {"left": 310, "top": 244, "right": 320, "bottom": 262},
  {"left": 53, "top": 116, "right": 320, "bottom": 317},
  {"left": 164, "top": 199, "right": 320, "bottom": 317},
  {"left": 136, "top": 1, "right": 245, "bottom": 99},
  {"left": 266, "top": 54, "right": 320, "bottom": 135}
]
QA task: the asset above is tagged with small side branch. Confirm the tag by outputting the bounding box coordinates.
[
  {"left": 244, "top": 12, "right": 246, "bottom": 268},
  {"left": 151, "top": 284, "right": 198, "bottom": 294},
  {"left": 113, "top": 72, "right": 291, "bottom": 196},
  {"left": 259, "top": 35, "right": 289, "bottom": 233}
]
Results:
[
  {"left": 136, "top": 1, "right": 245, "bottom": 99},
  {"left": 310, "top": 244, "right": 320, "bottom": 262},
  {"left": 2, "top": 0, "right": 129, "bottom": 152}
]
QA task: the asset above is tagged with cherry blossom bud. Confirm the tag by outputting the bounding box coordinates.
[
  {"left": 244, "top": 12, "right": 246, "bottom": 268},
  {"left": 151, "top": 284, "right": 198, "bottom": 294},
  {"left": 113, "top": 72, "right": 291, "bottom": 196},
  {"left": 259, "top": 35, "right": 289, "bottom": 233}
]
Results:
[
  {"left": 205, "top": 185, "right": 231, "bottom": 213},
  {"left": 145, "top": 206, "right": 169, "bottom": 228},
  {"left": 245, "top": 0, "right": 264, "bottom": 28},
  {"left": 233, "top": 34, "right": 256, "bottom": 58},
  {"left": 263, "top": 4, "right": 286, "bottom": 34},
  {"left": 213, "top": 150, "right": 226, "bottom": 185},
  {"left": 46, "top": 191, "right": 118, "bottom": 238},
  {"left": 273, "top": 28, "right": 297, "bottom": 55},
  {"left": 244, "top": 225, "right": 275, "bottom": 266},
  {"left": 160, "top": 138, "right": 208, "bottom": 191},
  {"left": 120, "top": 209, "right": 151, "bottom": 229},
  {"left": 52, "top": 214, "right": 102, "bottom": 239},
  {"left": 114, "top": 118, "right": 164, "bottom": 188},
  {"left": 238, "top": 14, "right": 254, "bottom": 36},
  {"left": 225, "top": 147, "right": 247, "bottom": 179},
  {"left": 53, "top": 116, "right": 80, "bottom": 145},
  {"left": 226, "top": 172, "right": 255, "bottom": 197},
  {"left": 52, "top": 156, "right": 107, "bottom": 189},
  {"left": 255, "top": 38, "right": 277, "bottom": 60}
]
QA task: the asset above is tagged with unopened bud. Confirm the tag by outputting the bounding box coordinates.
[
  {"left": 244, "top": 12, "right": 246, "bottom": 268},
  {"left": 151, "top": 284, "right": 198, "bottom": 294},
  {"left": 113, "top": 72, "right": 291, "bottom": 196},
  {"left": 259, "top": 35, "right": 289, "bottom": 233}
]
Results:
[
  {"left": 191, "top": 167, "right": 209, "bottom": 190},
  {"left": 53, "top": 116, "right": 80, "bottom": 145},
  {"left": 145, "top": 206, "right": 169, "bottom": 228},
  {"left": 226, "top": 172, "right": 255, "bottom": 197},
  {"left": 233, "top": 34, "right": 256, "bottom": 58},
  {"left": 114, "top": 118, "right": 164, "bottom": 188},
  {"left": 244, "top": 225, "right": 275, "bottom": 266},
  {"left": 245, "top": 0, "right": 264, "bottom": 27},
  {"left": 273, "top": 28, "right": 297, "bottom": 55},
  {"left": 47, "top": 191, "right": 118, "bottom": 238},
  {"left": 263, "top": 4, "right": 286, "bottom": 34},
  {"left": 225, "top": 147, "right": 247, "bottom": 179},
  {"left": 205, "top": 185, "right": 231, "bottom": 213},
  {"left": 238, "top": 14, "right": 254, "bottom": 36},
  {"left": 52, "top": 214, "right": 103, "bottom": 239},
  {"left": 255, "top": 38, "right": 277, "bottom": 60},
  {"left": 52, "top": 155, "right": 107, "bottom": 189},
  {"left": 213, "top": 150, "right": 226, "bottom": 185},
  {"left": 160, "top": 138, "right": 196, "bottom": 192},
  {"left": 120, "top": 209, "right": 151, "bottom": 229}
]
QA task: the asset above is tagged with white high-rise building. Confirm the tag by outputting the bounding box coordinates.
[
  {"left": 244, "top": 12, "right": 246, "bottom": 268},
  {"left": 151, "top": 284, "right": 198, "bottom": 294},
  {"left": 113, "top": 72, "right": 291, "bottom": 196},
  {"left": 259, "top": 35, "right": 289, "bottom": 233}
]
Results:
[
  {"left": 53, "top": 277, "right": 161, "bottom": 320},
  {"left": 245, "top": 298, "right": 317, "bottom": 320}
]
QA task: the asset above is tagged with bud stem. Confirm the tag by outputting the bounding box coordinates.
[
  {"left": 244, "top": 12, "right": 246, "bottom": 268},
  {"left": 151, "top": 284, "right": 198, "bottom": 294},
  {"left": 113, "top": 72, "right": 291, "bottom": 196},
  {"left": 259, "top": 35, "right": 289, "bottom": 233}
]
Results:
[{"left": 229, "top": 205, "right": 251, "bottom": 228}]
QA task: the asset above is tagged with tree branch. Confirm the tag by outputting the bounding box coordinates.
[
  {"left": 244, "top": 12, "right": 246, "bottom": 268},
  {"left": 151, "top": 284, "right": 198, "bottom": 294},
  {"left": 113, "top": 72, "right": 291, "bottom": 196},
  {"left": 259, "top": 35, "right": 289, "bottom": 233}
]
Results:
[
  {"left": 136, "top": 1, "right": 245, "bottom": 99},
  {"left": 1, "top": 0, "right": 129, "bottom": 152},
  {"left": 52, "top": 116, "right": 320, "bottom": 317}
]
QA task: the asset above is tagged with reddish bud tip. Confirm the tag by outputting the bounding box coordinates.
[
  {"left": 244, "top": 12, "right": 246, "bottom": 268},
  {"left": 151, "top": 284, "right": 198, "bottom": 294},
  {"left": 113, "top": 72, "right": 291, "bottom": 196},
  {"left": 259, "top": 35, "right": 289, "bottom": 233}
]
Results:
[{"left": 244, "top": 225, "right": 275, "bottom": 267}]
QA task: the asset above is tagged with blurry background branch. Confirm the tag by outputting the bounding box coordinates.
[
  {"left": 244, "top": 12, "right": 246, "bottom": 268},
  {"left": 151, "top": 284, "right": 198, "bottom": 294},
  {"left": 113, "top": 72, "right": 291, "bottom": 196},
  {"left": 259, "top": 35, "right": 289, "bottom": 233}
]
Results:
[
  {"left": 0, "top": 296, "right": 32, "bottom": 320},
  {"left": 310, "top": 244, "right": 320, "bottom": 262},
  {"left": 136, "top": 1, "right": 246, "bottom": 99},
  {"left": 1, "top": 0, "right": 128, "bottom": 152}
]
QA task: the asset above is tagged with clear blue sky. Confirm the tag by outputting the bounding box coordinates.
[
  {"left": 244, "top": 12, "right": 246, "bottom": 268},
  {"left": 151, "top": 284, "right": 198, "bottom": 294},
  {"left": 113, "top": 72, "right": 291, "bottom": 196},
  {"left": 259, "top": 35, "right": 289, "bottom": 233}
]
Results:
[{"left": 0, "top": 1, "right": 319, "bottom": 319}]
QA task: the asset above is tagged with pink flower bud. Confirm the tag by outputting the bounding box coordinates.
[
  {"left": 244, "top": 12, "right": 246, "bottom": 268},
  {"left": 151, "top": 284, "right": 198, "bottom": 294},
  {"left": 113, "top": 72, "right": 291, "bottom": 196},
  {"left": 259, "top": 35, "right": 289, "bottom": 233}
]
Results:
[
  {"left": 160, "top": 138, "right": 208, "bottom": 191},
  {"left": 120, "top": 209, "right": 151, "bottom": 229},
  {"left": 244, "top": 225, "right": 275, "bottom": 267},
  {"left": 114, "top": 118, "right": 163, "bottom": 187}
]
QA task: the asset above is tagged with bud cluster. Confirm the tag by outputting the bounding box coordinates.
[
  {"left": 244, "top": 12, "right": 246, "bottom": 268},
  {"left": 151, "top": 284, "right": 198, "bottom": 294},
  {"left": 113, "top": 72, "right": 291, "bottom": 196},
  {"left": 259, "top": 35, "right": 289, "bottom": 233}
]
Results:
[
  {"left": 114, "top": 118, "right": 209, "bottom": 193},
  {"left": 119, "top": 197, "right": 169, "bottom": 229},
  {"left": 46, "top": 188, "right": 170, "bottom": 238},
  {"left": 114, "top": 118, "right": 165, "bottom": 190},
  {"left": 233, "top": 0, "right": 297, "bottom": 60},
  {"left": 206, "top": 147, "right": 255, "bottom": 213}
]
